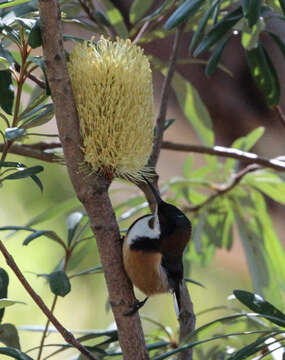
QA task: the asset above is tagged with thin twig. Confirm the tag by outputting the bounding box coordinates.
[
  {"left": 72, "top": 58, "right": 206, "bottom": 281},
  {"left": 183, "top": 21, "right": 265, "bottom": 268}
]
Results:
[
  {"left": 274, "top": 105, "right": 285, "bottom": 129},
  {"left": 185, "top": 164, "right": 259, "bottom": 213},
  {"left": 162, "top": 141, "right": 285, "bottom": 172},
  {"left": 14, "top": 63, "right": 46, "bottom": 89},
  {"left": 0, "top": 240, "right": 98, "bottom": 360},
  {"left": 148, "top": 24, "right": 185, "bottom": 168}
]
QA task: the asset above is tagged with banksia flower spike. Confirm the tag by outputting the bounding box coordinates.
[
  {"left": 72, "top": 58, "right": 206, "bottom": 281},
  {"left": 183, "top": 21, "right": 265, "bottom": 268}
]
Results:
[{"left": 68, "top": 37, "right": 154, "bottom": 180}]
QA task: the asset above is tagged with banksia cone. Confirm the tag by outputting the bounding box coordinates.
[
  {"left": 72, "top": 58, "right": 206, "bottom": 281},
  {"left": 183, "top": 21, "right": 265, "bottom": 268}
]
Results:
[{"left": 68, "top": 37, "right": 154, "bottom": 180}]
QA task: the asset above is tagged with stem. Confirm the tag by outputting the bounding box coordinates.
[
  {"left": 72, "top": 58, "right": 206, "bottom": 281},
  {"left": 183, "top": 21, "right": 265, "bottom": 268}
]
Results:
[
  {"left": 37, "top": 296, "right": 58, "bottom": 360},
  {"left": 0, "top": 240, "right": 98, "bottom": 360}
]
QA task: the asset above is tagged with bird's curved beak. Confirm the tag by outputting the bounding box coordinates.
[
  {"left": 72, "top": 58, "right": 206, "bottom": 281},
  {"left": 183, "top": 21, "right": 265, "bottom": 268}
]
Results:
[{"left": 142, "top": 176, "right": 163, "bottom": 205}]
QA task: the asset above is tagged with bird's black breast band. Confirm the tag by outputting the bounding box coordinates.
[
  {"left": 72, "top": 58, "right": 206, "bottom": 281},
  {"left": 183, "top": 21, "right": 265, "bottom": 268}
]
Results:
[{"left": 130, "top": 236, "right": 160, "bottom": 252}]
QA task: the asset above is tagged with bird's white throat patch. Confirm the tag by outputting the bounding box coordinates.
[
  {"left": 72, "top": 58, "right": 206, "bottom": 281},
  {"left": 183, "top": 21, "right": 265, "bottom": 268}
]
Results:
[{"left": 127, "top": 210, "right": 161, "bottom": 246}]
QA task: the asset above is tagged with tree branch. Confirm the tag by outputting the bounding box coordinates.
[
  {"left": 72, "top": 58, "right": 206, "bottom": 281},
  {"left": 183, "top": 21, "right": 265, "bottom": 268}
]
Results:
[
  {"left": 38, "top": 1, "right": 149, "bottom": 359},
  {"left": 162, "top": 141, "right": 285, "bottom": 172}
]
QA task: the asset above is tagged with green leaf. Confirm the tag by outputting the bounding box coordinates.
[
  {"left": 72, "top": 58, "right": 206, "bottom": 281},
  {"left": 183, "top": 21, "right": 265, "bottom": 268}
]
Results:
[
  {"left": 233, "top": 290, "right": 285, "bottom": 327},
  {"left": 20, "top": 103, "right": 54, "bottom": 129},
  {"left": 164, "top": 0, "right": 206, "bottom": 30},
  {"left": 278, "top": 0, "right": 285, "bottom": 14},
  {"left": 0, "top": 298, "right": 25, "bottom": 309},
  {"left": 101, "top": 0, "right": 128, "bottom": 38},
  {"left": 22, "top": 230, "right": 63, "bottom": 246},
  {"left": 3, "top": 165, "right": 43, "bottom": 180},
  {"left": 67, "top": 212, "right": 84, "bottom": 246},
  {"left": 0, "top": 324, "right": 21, "bottom": 349},
  {"left": 26, "top": 197, "right": 80, "bottom": 227},
  {"left": 164, "top": 118, "right": 176, "bottom": 131},
  {"left": 30, "top": 57, "right": 50, "bottom": 95},
  {"left": 0, "top": 44, "right": 14, "bottom": 65},
  {"left": 130, "top": 0, "right": 153, "bottom": 23},
  {"left": 189, "top": 0, "right": 220, "bottom": 53},
  {"left": 70, "top": 265, "right": 103, "bottom": 279},
  {"left": 242, "top": 0, "right": 262, "bottom": 27},
  {"left": 268, "top": 31, "right": 285, "bottom": 59},
  {"left": 0, "top": 161, "right": 24, "bottom": 168},
  {"left": 205, "top": 33, "right": 231, "bottom": 77},
  {"left": 194, "top": 6, "right": 243, "bottom": 56},
  {"left": 171, "top": 71, "right": 214, "bottom": 145},
  {"left": 140, "top": 0, "right": 174, "bottom": 24},
  {"left": 13, "top": 17, "right": 35, "bottom": 29},
  {"left": 0, "top": 56, "right": 10, "bottom": 70},
  {"left": 0, "top": 0, "right": 31, "bottom": 9},
  {"left": 184, "top": 278, "right": 205, "bottom": 288},
  {"left": 27, "top": 19, "right": 42, "bottom": 48},
  {"left": 241, "top": 18, "right": 266, "bottom": 51},
  {"left": 246, "top": 43, "right": 280, "bottom": 107},
  {"left": 5, "top": 127, "right": 25, "bottom": 140},
  {"left": 95, "top": 10, "right": 111, "bottom": 27},
  {"left": 0, "top": 268, "right": 9, "bottom": 323},
  {"left": 30, "top": 174, "right": 43, "bottom": 192},
  {"left": 0, "top": 70, "right": 14, "bottom": 114},
  {"left": 48, "top": 271, "right": 71, "bottom": 297}
]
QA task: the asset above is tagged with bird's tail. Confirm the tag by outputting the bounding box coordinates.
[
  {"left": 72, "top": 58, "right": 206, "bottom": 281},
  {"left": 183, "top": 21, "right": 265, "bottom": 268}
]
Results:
[{"left": 173, "top": 284, "right": 181, "bottom": 318}]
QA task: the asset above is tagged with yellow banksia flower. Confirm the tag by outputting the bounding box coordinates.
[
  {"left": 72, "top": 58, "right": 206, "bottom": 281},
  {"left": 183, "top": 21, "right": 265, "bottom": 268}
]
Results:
[{"left": 68, "top": 37, "right": 154, "bottom": 180}]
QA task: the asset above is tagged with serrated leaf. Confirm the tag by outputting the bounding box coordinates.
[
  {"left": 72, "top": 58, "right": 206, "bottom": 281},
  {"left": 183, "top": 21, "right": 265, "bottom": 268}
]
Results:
[
  {"left": 27, "top": 19, "right": 42, "bottom": 48},
  {"left": 5, "top": 127, "right": 25, "bottom": 140},
  {"left": 0, "top": 324, "right": 20, "bottom": 349},
  {"left": 233, "top": 290, "right": 285, "bottom": 327},
  {"left": 3, "top": 165, "right": 43, "bottom": 180},
  {"left": 67, "top": 212, "right": 84, "bottom": 246},
  {"left": 0, "top": 268, "right": 9, "bottom": 323},
  {"left": 101, "top": 0, "right": 128, "bottom": 38},
  {"left": 0, "top": 0, "right": 31, "bottom": 9},
  {"left": 22, "top": 230, "right": 63, "bottom": 246},
  {"left": 0, "top": 299, "right": 25, "bottom": 309},
  {"left": 0, "top": 70, "right": 14, "bottom": 114},
  {"left": 0, "top": 56, "right": 10, "bottom": 70},
  {"left": 189, "top": 0, "right": 220, "bottom": 53},
  {"left": 246, "top": 43, "right": 280, "bottom": 107},
  {"left": 242, "top": 0, "right": 262, "bottom": 27},
  {"left": 205, "top": 33, "right": 231, "bottom": 77},
  {"left": 130, "top": 0, "right": 153, "bottom": 23},
  {"left": 164, "top": 0, "right": 206, "bottom": 30},
  {"left": 48, "top": 271, "right": 71, "bottom": 297},
  {"left": 194, "top": 6, "right": 243, "bottom": 56}
]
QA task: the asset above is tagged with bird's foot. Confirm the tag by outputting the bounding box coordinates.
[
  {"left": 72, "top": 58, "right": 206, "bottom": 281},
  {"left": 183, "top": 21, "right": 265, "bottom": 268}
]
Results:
[{"left": 124, "top": 297, "right": 148, "bottom": 316}]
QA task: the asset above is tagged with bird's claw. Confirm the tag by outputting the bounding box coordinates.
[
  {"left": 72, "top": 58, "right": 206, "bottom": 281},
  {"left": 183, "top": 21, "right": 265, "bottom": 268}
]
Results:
[{"left": 124, "top": 297, "right": 148, "bottom": 316}]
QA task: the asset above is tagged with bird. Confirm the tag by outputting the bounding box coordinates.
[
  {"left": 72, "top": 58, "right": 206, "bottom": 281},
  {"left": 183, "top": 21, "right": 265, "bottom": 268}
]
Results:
[{"left": 122, "top": 176, "right": 192, "bottom": 316}]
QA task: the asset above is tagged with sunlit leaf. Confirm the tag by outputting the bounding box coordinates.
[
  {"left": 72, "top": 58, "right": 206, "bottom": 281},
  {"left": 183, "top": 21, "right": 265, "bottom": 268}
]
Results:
[
  {"left": 5, "top": 127, "right": 24, "bottom": 140},
  {"left": 0, "top": 0, "right": 31, "bottom": 9},
  {"left": 130, "top": 0, "right": 153, "bottom": 23},
  {"left": 242, "top": 0, "right": 262, "bottom": 27},
  {"left": 101, "top": 0, "right": 128, "bottom": 38},
  {"left": 0, "top": 299, "right": 25, "bottom": 309},
  {"left": 0, "top": 56, "right": 10, "bottom": 70},
  {"left": 66, "top": 211, "right": 84, "bottom": 246}
]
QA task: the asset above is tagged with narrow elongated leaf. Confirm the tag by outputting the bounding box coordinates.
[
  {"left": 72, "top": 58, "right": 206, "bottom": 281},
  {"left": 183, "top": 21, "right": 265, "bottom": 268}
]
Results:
[
  {"left": 0, "top": 0, "right": 31, "bottom": 9},
  {"left": 246, "top": 43, "right": 280, "bottom": 107},
  {"left": 26, "top": 197, "right": 80, "bottom": 227},
  {"left": 268, "top": 31, "right": 285, "bottom": 59},
  {"left": 27, "top": 19, "right": 42, "bottom": 48},
  {"left": 30, "top": 174, "right": 43, "bottom": 192},
  {"left": 164, "top": 0, "right": 206, "bottom": 30},
  {"left": 3, "top": 165, "right": 43, "bottom": 180},
  {"left": 130, "top": 0, "right": 153, "bottom": 23},
  {"left": 101, "top": 0, "right": 128, "bottom": 38},
  {"left": 171, "top": 72, "right": 214, "bottom": 145},
  {"left": 140, "top": 0, "right": 174, "bottom": 24},
  {"left": 278, "top": 0, "right": 285, "bottom": 14},
  {"left": 189, "top": 0, "right": 219, "bottom": 53},
  {"left": 0, "top": 161, "right": 24, "bottom": 168},
  {"left": 23, "top": 230, "right": 63, "bottom": 246},
  {"left": 0, "top": 43, "right": 14, "bottom": 64},
  {"left": 67, "top": 212, "right": 84, "bottom": 246},
  {"left": 30, "top": 57, "right": 50, "bottom": 95},
  {"left": 0, "top": 299, "right": 25, "bottom": 309},
  {"left": 95, "top": 10, "right": 111, "bottom": 27},
  {"left": 0, "top": 268, "right": 9, "bottom": 323},
  {"left": 242, "top": 0, "right": 262, "bottom": 27},
  {"left": 5, "top": 127, "right": 25, "bottom": 140},
  {"left": 48, "top": 271, "right": 71, "bottom": 297},
  {"left": 70, "top": 266, "right": 103, "bottom": 279},
  {"left": 234, "top": 290, "right": 285, "bottom": 327},
  {"left": 0, "top": 56, "right": 10, "bottom": 70},
  {"left": 0, "top": 70, "right": 14, "bottom": 114},
  {"left": 205, "top": 33, "right": 231, "bottom": 76},
  {"left": 20, "top": 103, "right": 54, "bottom": 129},
  {"left": 194, "top": 6, "right": 243, "bottom": 56}
]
